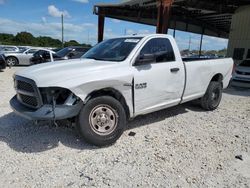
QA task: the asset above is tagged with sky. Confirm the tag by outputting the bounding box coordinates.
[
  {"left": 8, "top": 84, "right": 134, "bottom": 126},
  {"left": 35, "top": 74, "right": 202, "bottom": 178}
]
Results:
[{"left": 0, "top": 0, "right": 228, "bottom": 50}]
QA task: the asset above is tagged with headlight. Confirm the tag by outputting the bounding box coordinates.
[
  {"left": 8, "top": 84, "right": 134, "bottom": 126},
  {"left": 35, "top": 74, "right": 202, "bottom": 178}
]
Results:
[{"left": 40, "top": 87, "right": 78, "bottom": 105}]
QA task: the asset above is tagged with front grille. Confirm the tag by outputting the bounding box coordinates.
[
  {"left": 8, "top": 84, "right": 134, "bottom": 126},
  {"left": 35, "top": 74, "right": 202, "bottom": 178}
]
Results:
[
  {"left": 19, "top": 94, "right": 38, "bottom": 107},
  {"left": 16, "top": 80, "right": 34, "bottom": 92},
  {"left": 15, "top": 76, "right": 42, "bottom": 109},
  {"left": 234, "top": 79, "right": 250, "bottom": 84},
  {"left": 236, "top": 71, "right": 250, "bottom": 76}
]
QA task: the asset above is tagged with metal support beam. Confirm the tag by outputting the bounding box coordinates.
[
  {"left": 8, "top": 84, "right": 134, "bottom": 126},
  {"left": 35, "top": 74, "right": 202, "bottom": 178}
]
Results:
[
  {"left": 199, "top": 28, "right": 205, "bottom": 57},
  {"left": 156, "top": 1, "right": 163, "bottom": 33},
  {"left": 98, "top": 13, "right": 105, "bottom": 43},
  {"left": 173, "top": 19, "right": 176, "bottom": 38},
  {"left": 161, "top": 5, "right": 171, "bottom": 34},
  {"left": 156, "top": 0, "right": 173, "bottom": 34}
]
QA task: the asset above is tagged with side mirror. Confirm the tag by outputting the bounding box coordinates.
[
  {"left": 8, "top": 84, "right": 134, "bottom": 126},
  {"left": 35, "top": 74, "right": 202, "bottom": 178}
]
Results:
[
  {"left": 154, "top": 51, "right": 167, "bottom": 58},
  {"left": 134, "top": 54, "right": 155, "bottom": 66}
]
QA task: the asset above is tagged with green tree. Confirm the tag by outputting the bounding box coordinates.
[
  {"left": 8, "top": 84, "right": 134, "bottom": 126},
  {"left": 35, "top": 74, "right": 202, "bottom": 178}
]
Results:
[
  {"left": 36, "top": 36, "right": 62, "bottom": 47},
  {"left": 13, "top": 32, "right": 36, "bottom": 45},
  {"left": 64, "top": 40, "right": 80, "bottom": 47},
  {"left": 0, "top": 33, "right": 15, "bottom": 45},
  {"left": 0, "top": 32, "right": 92, "bottom": 48}
]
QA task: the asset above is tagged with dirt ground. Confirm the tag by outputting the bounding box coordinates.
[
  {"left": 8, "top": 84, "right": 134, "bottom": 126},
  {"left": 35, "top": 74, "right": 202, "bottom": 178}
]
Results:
[{"left": 0, "top": 67, "right": 250, "bottom": 187}]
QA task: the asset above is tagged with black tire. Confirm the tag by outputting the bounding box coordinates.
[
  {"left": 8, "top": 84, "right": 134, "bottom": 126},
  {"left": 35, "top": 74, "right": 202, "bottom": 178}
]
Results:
[
  {"left": 201, "top": 81, "right": 222, "bottom": 111},
  {"left": 6, "top": 57, "right": 18, "bottom": 66},
  {"left": 76, "top": 96, "right": 126, "bottom": 146}
]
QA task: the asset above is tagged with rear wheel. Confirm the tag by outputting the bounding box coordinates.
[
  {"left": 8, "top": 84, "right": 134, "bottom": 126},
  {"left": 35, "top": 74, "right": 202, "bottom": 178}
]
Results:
[
  {"left": 6, "top": 57, "right": 18, "bottom": 66},
  {"left": 76, "top": 96, "right": 126, "bottom": 146},
  {"left": 201, "top": 81, "right": 222, "bottom": 111}
]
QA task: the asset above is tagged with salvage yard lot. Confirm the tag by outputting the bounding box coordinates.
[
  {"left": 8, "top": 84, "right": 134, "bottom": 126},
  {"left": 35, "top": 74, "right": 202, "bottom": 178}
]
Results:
[{"left": 0, "top": 67, "right": 250, "bottom": 187}]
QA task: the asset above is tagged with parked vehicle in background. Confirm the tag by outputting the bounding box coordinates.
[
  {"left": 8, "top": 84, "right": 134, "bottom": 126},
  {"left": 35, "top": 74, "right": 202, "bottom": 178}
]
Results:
[
  {"left": 0, "top": 54, "right": 7, "bottom": 70},
  {"left": 0, "top": 45, "right": 19, "bottom": 54},
  {"left": 51, "top": 48, "right": 62, "bottom": 52},
  {"left": 232, "top": 59, "right": 250, "bottom": 88},
  {"left": 4, "top": 48, "right": 41, "bottom": 66},
  {"left": 17, "top": 46, "right": 29, "bottom": 52},
  {"left": 30, "top": 46, "right": 90, "bottom": 64},
  {"left": 30, "top": 49, "right": 56, "bottom": 64},
  {"left": 55, "top": 46, "right": 90, "bottom": 60},
  {"left": 10, "top": 34, "right": 233, "bottom": 146}
]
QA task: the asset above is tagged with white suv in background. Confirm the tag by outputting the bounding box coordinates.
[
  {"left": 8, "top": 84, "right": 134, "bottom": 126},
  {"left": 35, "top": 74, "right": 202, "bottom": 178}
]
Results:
[{"left": 232, "top": 59, "right": 250, "bottom": 87}]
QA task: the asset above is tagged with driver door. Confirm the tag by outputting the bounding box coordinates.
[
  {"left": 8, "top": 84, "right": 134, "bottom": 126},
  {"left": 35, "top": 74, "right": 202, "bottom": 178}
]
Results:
[
  {"left": 20, "top": 49, "right": 37, "bottom": 65},
  {"left": 132, "top": 38, "right": 184, "bottom": 115}
]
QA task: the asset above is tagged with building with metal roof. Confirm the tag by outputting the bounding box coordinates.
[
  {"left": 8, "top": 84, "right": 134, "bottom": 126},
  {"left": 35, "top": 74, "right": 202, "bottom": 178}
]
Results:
[
  {"left": 94, "top": 0, "right": 250, "bottom": 61},
  {"left": 227, "top": 5, "right": 250, "bottom": 64}
]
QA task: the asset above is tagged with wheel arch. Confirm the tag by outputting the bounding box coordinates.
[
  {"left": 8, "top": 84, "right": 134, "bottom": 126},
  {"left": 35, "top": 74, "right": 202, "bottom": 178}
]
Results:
[
  {"left": 84, "top": 87, "right": 130, "bottom": 120},
  {"left": 210, "top": 73, "right": 223, "bottom": 87},
  {"left": 211, "top": 73, "right": 223, "bottom": 82}
]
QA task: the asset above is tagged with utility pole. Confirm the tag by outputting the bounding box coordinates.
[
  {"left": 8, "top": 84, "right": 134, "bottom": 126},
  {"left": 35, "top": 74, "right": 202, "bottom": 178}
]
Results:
[
  {"left": 199, "top": 28, "right": 205, "bottom": 57},
  {"left": 61, "top": 14, "right": 64, "bottom": 48}
]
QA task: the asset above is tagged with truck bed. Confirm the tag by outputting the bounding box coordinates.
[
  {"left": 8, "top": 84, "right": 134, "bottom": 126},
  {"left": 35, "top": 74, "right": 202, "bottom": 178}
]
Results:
[
  {"left": 181, "top": 58, "right": 234, "bottom": 103},
  {"left": 182, "top": 57, "right": 221, "bottom": 62}
]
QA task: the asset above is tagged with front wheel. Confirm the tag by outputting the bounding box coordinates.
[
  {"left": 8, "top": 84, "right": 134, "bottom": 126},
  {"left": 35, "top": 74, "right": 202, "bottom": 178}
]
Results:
[
  {"left": 6, "top": 57, "right": 18, "bottom": 66},
  {"left": 76, "top": 96, "right": 126, "bottom": 146},
  {"left": 201, "top": 81, "right": 223, "bottom": 111}
]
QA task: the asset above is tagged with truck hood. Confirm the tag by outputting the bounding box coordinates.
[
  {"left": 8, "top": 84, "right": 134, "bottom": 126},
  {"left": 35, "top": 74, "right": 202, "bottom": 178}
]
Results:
[{"left": 15, "top": 59, "right": 124, "bottom": 87}]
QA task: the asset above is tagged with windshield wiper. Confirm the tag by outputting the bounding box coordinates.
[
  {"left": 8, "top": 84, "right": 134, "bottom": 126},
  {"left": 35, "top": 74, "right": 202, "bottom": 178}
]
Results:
[{"left": 84, "top": 57, "right": 108, "bottom": 61}]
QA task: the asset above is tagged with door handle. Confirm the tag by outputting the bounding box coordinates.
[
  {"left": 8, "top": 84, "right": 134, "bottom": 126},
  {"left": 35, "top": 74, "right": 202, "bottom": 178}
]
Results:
[{"left": 170, "top": 68, "right": 180, "bottom": 73}]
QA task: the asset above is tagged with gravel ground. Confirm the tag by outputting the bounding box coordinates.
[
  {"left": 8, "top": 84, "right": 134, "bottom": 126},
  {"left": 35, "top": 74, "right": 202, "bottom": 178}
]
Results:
[{"left": 0, "top": 67, "right": 250, "bottom": 188}]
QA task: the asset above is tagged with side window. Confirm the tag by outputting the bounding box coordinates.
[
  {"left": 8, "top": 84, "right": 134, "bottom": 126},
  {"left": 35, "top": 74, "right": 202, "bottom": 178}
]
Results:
[
  {"left": 42, "top": 51, "right": 50, "bottom": 59},
  {"left": 4, "top": 47, "right": 10, "bottom": 52},
  {"left": 4, "top": 47, "right": 14, "bottom": 51},
  {"left": 74, "top": 52, "right": 84, "bottom": 58},
  {"left": 73, "top": 48, "right": 86, "bottom": 58},
  {"left": 140, "top": 38, "right": 175, "bottom": 63},
  {"left": 68, "top": 50, "right": 78, "bottom": 58},
  {"left": 38, "top": 51, "right": 43, "bottom": 56},
  {"left": 75, "top": 48, "right": 86, "bottom": 52},
  {"left": 27, "top": 49, "right": 38, "bottom": 54}
]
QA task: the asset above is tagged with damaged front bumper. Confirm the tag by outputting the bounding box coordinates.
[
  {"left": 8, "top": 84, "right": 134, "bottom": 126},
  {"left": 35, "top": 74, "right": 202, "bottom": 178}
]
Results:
[{"left": 10, "top": 96, "right": 83, "bottom": 121}]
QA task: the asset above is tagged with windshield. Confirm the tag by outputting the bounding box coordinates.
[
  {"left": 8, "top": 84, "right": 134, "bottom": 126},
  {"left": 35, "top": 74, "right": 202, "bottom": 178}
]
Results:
[
  {"left": 18, "top": 47, "right": 28, "bottom": 53},
  {"left": 56, "top": 47, "right": 72, "bottom": 57},
  {"left": 240, "top": 60, "right": 250, "bottom": 67},
  {"left": 82, "top": 37, "right": 142, "bottom": 62}
]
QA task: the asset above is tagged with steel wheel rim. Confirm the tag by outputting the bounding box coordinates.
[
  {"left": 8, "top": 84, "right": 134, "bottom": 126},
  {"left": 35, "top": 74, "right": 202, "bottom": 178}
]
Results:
[
  {"left": 89, "top": 104, "right": 118, "bottom": 136},
  {"left": 211, "top": 87, "right": 220, "bottom": 106}
]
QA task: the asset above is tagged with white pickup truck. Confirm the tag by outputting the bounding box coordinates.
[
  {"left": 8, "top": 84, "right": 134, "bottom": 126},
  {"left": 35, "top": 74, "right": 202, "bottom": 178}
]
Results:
[{"left": 10, "top": 34, "right": 233, "bottom": 146}]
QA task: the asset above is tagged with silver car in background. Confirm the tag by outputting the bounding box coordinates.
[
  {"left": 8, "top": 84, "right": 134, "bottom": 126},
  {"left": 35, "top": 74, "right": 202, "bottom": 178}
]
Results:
[
  {"left": 0, "top": 45, "right": 20, "bottom": 54},
  {"left": 4, "top": 48, "right": 41, "bottom": 66}
]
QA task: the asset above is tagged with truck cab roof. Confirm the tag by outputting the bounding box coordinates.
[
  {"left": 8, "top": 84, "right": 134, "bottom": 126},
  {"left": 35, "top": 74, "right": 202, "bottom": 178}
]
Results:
[{"left": 112, "top": 34, "right": 173, "bottom": 39}]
